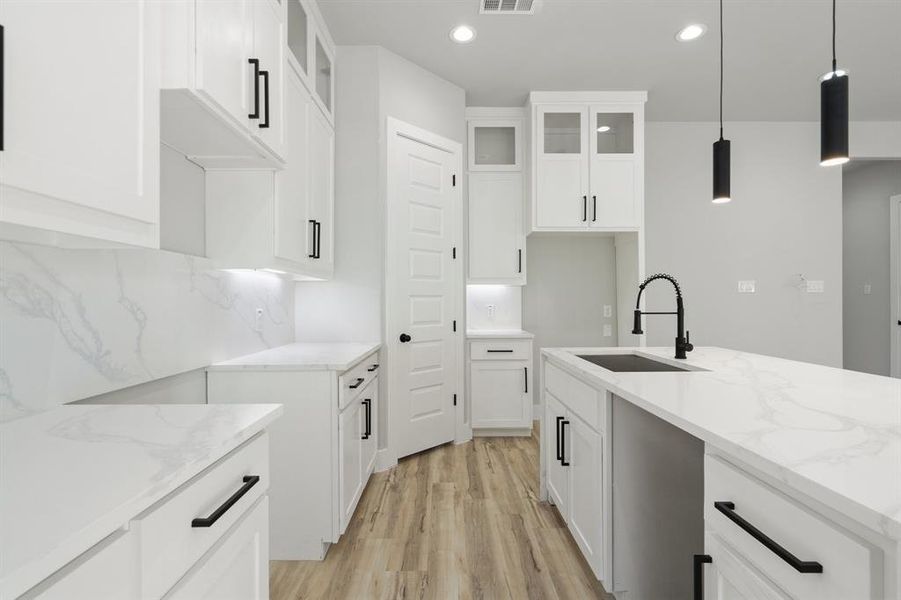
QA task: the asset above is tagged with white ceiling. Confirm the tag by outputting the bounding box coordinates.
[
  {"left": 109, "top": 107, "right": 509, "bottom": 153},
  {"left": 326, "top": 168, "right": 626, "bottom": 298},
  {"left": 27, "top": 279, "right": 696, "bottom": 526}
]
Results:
[{"left": 317, "top": 0, "right": 901, "bottom": 121}]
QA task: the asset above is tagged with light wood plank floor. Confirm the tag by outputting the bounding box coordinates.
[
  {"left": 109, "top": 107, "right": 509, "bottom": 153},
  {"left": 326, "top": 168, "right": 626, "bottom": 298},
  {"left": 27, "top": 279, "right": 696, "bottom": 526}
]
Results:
[{"left": 271, "top": 427, "right": 612, "bottom": 599}]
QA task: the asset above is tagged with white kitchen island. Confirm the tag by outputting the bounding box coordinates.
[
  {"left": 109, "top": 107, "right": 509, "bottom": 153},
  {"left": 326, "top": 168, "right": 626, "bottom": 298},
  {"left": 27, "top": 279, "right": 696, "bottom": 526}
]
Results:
[{"left": 540, "top": 346, "right": 901, "bottom": 600}]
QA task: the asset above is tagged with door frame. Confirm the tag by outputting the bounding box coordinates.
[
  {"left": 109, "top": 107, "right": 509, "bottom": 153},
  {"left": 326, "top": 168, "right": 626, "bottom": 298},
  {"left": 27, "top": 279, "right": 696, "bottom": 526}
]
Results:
[
  {"left": 891, "top": 195, "right": 901, "bottom": 377},
  {"left": 383, "top": 117, "right": 468, "bottom": 468}
]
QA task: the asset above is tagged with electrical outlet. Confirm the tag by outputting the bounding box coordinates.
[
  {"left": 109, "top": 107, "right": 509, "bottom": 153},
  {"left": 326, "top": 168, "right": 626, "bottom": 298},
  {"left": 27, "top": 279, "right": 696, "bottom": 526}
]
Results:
[
  {"left": 255, "top": 308, "right": 264, "bottom": 332},
  {"left": 487, "top": 304, "right": 496, "bottom": 321},
  {"left": 603, "top": 305, "right": 613, "bottom": 318},
  {"left": 738, "top": 280, "right": 756, "bottom": 293},
  {"left": 603, "top": 324, "right": 612, "bottom": 337},
  {"left": 806, "top": 280, "right": 825, "bottom": 293},
  {"left": 864, "top": 283, "right": 872, "bottom": 295}
]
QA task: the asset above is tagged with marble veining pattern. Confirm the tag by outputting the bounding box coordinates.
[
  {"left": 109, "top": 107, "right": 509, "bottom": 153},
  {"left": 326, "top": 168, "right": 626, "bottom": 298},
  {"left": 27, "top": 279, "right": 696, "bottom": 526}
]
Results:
[
  {"left": 0, "top": 241, "right": 294, "bottom": 421},
  {"left": 543, "top": 346, "right": 901, "bottom": 541}
]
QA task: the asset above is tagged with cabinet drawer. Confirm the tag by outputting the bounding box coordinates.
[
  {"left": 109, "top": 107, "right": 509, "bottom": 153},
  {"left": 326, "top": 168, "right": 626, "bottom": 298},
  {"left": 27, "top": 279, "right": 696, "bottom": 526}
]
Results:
[
  {"left": 134, "top": 434, "right": 270, "bottom": 600},
  {"left": 705, "top": 454, "right": 880, "bottom": 600},
  {"left": 338, "top": 352, "right": 380, "bottom": 410},
  {"left": 544, "top": 362, "right": 601, "bottom": 432},
  {"left": 470, "top": 340, "right": 531, "bottom": 361}
]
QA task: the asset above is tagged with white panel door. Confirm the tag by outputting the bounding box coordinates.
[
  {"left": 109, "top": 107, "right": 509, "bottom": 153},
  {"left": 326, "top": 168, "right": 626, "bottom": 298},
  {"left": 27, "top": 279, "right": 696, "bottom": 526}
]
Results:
[
  {"left": 535, "top": 106, "right": 589, "bottom": 229},
  {"left": 468, "top": 173, "right": 524, "bottom": 284},
  {"left": 470, "top": 362, "right": 529, "bottom": 428},
  {"left": 388, "top": 131, "right": 459, "bottom": 459},
  {"left": 274, "top": 71, "right": 310, "bottom": 265},
  {"left": 308, "top": 105, "right": 334, "bottom": 270},
  {"left": 590, "top": 158, "right": 638, "bottom": 228},
  {"left": 338, "top": 400, "right": 363, "bottom": 532},
  {"left": 250, "top": 0, "right": 286, "bottom": 159},
  {"left": 167, "top": 497, "right": 269, "bottom": 600},
  {"left": 195, "top": 0, "right": 251, "bottom": 127},
  {"left": 0, "top": 0, "right": 159, "bottom": 244},
  {"left": 545, "top": 393, "right": 569, "bottom": 517},
  {"left": 568, "top": 414, "right": 603, "bottom": 578}
]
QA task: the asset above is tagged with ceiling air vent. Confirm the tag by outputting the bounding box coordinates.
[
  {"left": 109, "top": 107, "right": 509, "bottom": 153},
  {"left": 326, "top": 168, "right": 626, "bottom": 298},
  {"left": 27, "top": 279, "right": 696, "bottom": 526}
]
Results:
[{"left": 480, "top": 0, "right": 538, "bottom": 15}]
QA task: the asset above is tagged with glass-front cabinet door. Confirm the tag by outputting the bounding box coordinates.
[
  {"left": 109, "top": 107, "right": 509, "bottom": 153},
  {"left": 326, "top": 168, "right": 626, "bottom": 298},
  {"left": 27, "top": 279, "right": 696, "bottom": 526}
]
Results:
[
  {"left": 535, "top": 106, "right": 589, "bottom": 228},
  {"left": 286, "top": 0, "right": 310, "bottom": 82},
  {"left": 314, "top": 36, "right": 333, "bottom": 117},
  {"left": 589, "top": 106, "right": 641, "bottom": 229},
  {"left": 468, "top": 120, "right": 521, "bottom": 171}
]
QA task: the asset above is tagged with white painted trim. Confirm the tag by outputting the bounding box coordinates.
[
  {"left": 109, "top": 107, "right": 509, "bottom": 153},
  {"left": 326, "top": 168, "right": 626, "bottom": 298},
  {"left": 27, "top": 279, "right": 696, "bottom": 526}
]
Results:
[
  {"left": 384, "top": 117, "right": 469, "bottom": 461},
  {"left": 374, "top": 448, "right": 397, "bottom": 473},
  {"left": 528, "top": 90, "right": 648, "bottom": 105},
  {"left": 473, "top": 427, "right": 533, "bottom": 437},
  {"left": 465, "top": 106, "right": 525, "bottom": 119},
  {"left": 891, "top": 195, "right": 901, "bottom": 378}
]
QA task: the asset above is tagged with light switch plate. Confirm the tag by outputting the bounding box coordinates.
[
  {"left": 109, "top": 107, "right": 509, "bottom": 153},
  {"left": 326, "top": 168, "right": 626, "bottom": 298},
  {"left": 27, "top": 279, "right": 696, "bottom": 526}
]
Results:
[
  {"left": 603, "top": 324, "right": 612, "bottom": 337},
  {"left": 864, "top": 283, "right": 872, "bottom": 295},
  {"left": 806, "top": 280, "right": 825, "bottom": 293},
  {"left": 738, "top": 280, "right": 756, "bottom": 293},
  {"left": 603, "top": 305, "right": 613, "bottom": 318}
]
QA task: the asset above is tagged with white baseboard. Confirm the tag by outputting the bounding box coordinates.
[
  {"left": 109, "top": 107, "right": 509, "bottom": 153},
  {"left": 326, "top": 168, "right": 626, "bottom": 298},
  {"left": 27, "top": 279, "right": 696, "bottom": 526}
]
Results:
[
  {"left": 473, "top": 426, "right": 533, "bottom": 437},
  {"left": 374, "top": 448, "right": 397, "bottom": 472}
]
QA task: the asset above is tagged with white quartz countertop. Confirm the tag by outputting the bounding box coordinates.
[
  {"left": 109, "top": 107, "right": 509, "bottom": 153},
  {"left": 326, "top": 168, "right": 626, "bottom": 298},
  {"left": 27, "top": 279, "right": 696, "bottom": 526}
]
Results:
[
  {"left": 0, "top": 403, "right": 283, "bottom": 599},
  {"left": 466, "top": 329, "right": 534, "bottom": 339},
  {"left": 542, "top": 346, "right": 901, "bottom": 541},
  {"left": 207, "top": 342, "right": 381, "bottom": 372}
]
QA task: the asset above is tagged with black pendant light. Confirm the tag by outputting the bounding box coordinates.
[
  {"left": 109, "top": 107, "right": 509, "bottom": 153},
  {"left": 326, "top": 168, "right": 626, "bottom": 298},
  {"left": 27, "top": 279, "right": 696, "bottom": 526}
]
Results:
[
  {"left": 712, "top": 0, "right": 731, "bottom": 203},
  {"left": 820, "top": 0, "right": 849, "bottom": 166}
]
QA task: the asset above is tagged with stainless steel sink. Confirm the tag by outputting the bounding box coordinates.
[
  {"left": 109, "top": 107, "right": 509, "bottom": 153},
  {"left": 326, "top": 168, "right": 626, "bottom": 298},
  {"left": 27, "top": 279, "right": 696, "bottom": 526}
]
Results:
[{"left": 576, "top": 353, "right": 693, "bottom": 372}]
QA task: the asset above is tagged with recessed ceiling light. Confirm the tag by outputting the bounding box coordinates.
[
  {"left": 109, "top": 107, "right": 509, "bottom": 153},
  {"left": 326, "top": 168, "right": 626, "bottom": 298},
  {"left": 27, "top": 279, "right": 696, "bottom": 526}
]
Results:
[
  {"left": 676, "top": 24, "right": 707, "bottom": 42},
  {"left": 450, "top": 25, "right": 476, "bottom": 44},
  {"left": 596, "top": 126, "right": 611, "bottom": 133}
]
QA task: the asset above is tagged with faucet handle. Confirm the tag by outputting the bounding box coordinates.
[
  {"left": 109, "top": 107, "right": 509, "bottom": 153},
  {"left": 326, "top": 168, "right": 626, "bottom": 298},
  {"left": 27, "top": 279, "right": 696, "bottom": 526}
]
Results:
[{"left": 685, "top": 330, "right": 694, "bottom": 352}]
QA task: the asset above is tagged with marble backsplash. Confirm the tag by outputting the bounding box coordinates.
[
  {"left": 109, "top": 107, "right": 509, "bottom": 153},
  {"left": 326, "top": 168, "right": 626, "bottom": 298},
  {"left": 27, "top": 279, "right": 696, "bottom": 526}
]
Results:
[{"left": 0, "top": 241, "right": 294, "bottom": 421}]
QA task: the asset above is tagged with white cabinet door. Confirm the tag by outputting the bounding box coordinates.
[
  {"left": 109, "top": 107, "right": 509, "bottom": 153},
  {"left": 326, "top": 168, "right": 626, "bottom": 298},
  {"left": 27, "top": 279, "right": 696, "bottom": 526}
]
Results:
[
  {"left": 167, "top": 497, "right": 270, "bottom": 600},
  {"left": 0, "top": 0, "right": 160, "bottom": 247},
  {"left": 545, "top": 393, "right": 569, "bottom": 518},
  {"left": 307, "top": 105, "right": 334, "bottom": 275},
  {"left": 535, "top": 106, "right": 589, "bottom": 229},
  {"left": 468, "top": 173, "right": 525, "bottom": 284},
  {"left": 361, "top": 381, "right": 378, "bottom": 477},
  {"left": 195, "top": 0, "right": 251, "bottom": 127},
  {"left": 470, "top": 361, "right": 530, "bottom": 429},
  {"left": 250, "top": 0, "right": 286, "bottom": 158},
  {"left": 568, "top": 414, "right": 603, "bottom": 578},
  {"left": 338, "top": 399, "right": 363, "bottom": 533},
  {"left": 703, "top": 534, "right": 790, "bottom": 600},
  {"left": 589, "top": 107, "right": 641, "bottom": 229},
  {"left": 274, "top": 70, "right": 311, "bottom": 265}
]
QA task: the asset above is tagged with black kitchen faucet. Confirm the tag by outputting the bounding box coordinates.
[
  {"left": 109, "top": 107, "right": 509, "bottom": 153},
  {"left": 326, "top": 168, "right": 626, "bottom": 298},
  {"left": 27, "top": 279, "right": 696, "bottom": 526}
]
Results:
[{"left": 631, "top": 273, "right": 694, "bottom": 359}]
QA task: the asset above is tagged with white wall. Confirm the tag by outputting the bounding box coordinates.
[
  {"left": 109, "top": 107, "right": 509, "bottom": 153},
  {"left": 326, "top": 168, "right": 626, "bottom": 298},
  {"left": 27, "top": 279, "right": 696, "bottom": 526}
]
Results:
[
  {"left": 644, "top": 122, "right": 844, "bottom": 367},
  {"left": 842, "top": 160, "right": 901, "bottom": 376},
  {"left": 523, "top": 235, "right": 619, "bottom": 398}
]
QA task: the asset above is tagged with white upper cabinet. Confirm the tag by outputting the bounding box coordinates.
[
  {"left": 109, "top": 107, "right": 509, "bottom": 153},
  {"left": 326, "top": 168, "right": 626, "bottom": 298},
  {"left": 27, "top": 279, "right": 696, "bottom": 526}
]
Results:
[
  {"left": 468, "top": 120, "right": 521, "bottom": 171},
  {"left": 161, "top": 0, "right": 287, "bottom": 168},
  {"left": 0, "top": 0, "right": 160, "bottom": 248},
  {"left": 313, "top": 36, "right": 334, "bottom": 120},
  {"left": 468, "top": 173, "right": 525, "bottom": 284},
  {"left": 529, "top": 92, "right": 646, "bottom": 232},
  {"left": 286, "top": 0, "right": 311, "bottom": 84},
  {"left": 306, "top": 102, "right": 335, "bottom": 276}
]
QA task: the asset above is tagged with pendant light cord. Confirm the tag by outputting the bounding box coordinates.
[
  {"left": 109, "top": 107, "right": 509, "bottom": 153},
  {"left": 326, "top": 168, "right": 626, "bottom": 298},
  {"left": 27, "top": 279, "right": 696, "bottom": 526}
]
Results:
[
  {"left": 719, "top": 0, "right": 724, "bottom": 140},
  {"left": 832, "top": 0, "right": 837, "bottom": 72}
]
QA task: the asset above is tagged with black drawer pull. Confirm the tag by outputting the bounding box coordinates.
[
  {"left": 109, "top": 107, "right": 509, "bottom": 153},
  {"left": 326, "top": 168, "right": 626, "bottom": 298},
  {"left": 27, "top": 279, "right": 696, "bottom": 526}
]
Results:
[
  {"left": 248, "top": 58, "right": 260, "bottom": 119},
  {"left": 486, "top": 349, "right": 514, "bottom": 353},
  {"left": 361, "top": 399, "right": 371, "bottom": 439},
  {"left": 560, "top": 420, "right": 570, "bottom": 466},
  {"left": 349, "top": 377, "right": 364, "bottom": 389},
  {"left": 259, "top": 70, "right": 270, "bottom": 128},
  {"left": 693, "top": 554, "right": 712, "bottom": 600},
  {"left": 555, "top": 416, "right": 564, "bottom": 462},
  {"left": 367, "top": 364, "right": 379, "bottom": 372},
  {"left": 524, "top": 367, "right": 528, "bottom": 393},
  {"left": 191, "top": 475, "right": 260, "bottom": 528},
  {"left": 714, "top": 501, "right": 823, "bottom": 573}
]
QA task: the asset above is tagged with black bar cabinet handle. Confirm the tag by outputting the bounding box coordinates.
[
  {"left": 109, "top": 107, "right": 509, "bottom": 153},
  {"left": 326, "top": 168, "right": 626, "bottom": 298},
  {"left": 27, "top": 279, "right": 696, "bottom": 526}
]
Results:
[
  {"left": 714, "top": 501, "right": 823, "bottom": 573},
  {"left": 367, "top": 364, "right": 379, "bottom": 372},
  {"left": 524, "top": 367, "right": 528, "bottom": 393},
  {"left": 592, "top": 195, "right": 597, "bottom": 222},
  {"left": 517, "top": 249, "right": 522, "bottom": 273},
  {"left": 259, "top": 70, "right": 270, "bottom": 128},
  {"left": 314, "top": 220, "right": 322, "bottom": 258},
  {"left": 349, "top": 377, "right": 364, "bottom": 389},
  {"left": 192, "top": 475, "right": 260, "bottom": 527},
  {"left": 486, "top": 349, "right": 514, "bottom": 353},
  {"left": 248, "top": 58, "right": 260, "bottom": 119},
  {"left": 560, "top": 420, "right": 570, "bottom": 466},
  {"left": 308, "top": 220, "right": 317, "bottom": 258},
  {"left": 361, "top": 399, "right": 371, "bottom": 439},
  {"left": 555, "top": 416, "right": 564, "bottom": 461},
  {"left": 582, "top": 195, "right": 588, "bottom": 222},
  {"left": 693, "top": 554, "right": 712, "bottom": 600}
]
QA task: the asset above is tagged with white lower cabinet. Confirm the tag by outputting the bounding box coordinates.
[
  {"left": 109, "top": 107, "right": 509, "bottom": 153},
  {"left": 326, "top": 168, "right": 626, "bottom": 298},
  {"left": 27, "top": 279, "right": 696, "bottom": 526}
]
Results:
[
  {"left": 20, "top": 434, "right": 272, "bottom": 600},
  {"left": 544, "top": 390, "right": 604, "bottom": 580},
  {"left": 469, "top": 337, "right": 532, "bottom": 431},
  {"left": 207, "top": 350, "right": 380, "bottom": 560},
  {"left": 701, "top": 532, "right": 790, "bottom": 600}
]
